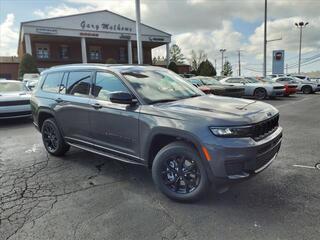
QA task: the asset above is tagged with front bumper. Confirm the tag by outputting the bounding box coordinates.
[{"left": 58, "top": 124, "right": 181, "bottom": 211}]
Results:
[
  {"left": 203, "top": 126, "right": 282, "bottom": 181},
  {"left": 270, "top": 89, "right": 285, "bottom": 97},
  {"left": 0, "top": 105, "right": 31, "bottom": 119}
]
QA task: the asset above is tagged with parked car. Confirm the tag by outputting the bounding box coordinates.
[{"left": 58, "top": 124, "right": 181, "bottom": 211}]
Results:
[
  {"left": 0, "top": 80, "right": 31, "bottom": 119},
  {"left": 264, "top": 77, "right": 298, "bottom": 96},
  {"left": 187, "top": 76, "right": 245, "bottom": 98},
  {"left": 291, "top": 75, "right": 310, "bottom": 81},
  {"left": 185, "top": 78, "right": 213, "bottom": 94},
  {"left": 31, "top": 64, "right": 282, "bottom": 202},
  {"left": 179, "top": 73, "right": 196, "bottom": 78},
  {"left": 220, "top": 76, "right": 285, "bottom": 99},
  {"left": 23, "top": 73, "right": 40, "bottom": 90},
  {"left": 274, "top": 76, "right": 318, "bottom": 94}
]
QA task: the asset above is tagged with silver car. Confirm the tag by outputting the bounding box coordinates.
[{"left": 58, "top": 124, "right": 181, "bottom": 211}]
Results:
[
  {"left": 220, "top": 76, "right": 285, "bottom": 99},
  {"left": 0, "top": 80, "right": 31, "bottom": 119},
  {"left": 274, "top": 76, "right": 318, "bottom": 94}
]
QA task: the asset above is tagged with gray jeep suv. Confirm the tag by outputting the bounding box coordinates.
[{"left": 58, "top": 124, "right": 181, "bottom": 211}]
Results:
[{"left": 31, "top": 64, "right": 282, "bottom": 202}]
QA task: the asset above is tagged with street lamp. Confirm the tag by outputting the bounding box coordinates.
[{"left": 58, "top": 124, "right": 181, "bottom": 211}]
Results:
[
  {"left": 295, "top": 21, "right": 309, "bottom": 74},
  {"left": 220, "top": 49, "right": 226, "bottom": 76}
]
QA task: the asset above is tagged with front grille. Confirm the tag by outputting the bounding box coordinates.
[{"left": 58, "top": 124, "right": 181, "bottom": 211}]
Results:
[
  {"left": 273, "top": 86, "right": 285, "bottom": 90},
  {"left": 250, "top": 115, "right": 279, "bottom": 141},
  {"left": 0, "top": 100, "right": 30, "bottom": 107},
  {"left": 0, "top": 111, "right": 31, "bottom": 118}
]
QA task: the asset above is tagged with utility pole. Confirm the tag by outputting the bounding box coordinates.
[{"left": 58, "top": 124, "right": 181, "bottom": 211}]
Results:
[
  {"left": 263, "top": 0, "right": 267, "bottom": 78},
  {"left": 295, "top": 21, "right": 309, "bottom": 74},
  {"left": 238, "top": 50, "right": 241, "bottom": 76},
  {"left": 220, "top": 49, "right": 226, "bottom": 76},
  {"left": 135, "top": 0, "right": 143, "bottom": 64},
  {"left": 214, "top": 59, "right": 217, "bottom": 70}
]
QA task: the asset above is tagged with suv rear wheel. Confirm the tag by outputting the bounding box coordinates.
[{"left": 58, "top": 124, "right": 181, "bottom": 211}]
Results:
[
  {"left": 152, "top": 141, "right": 210, "bottom": 202},
  {"left": 41, "top": 118, "right": 70, "bottom": 156}
]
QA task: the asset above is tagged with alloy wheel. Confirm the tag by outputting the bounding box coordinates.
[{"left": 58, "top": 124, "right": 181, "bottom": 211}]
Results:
[
  {"left": 43, "top": 123, "right": 59, "bottom": 152},
  {"left": 161, "top": 155, "right": 201, "bottom": 194}
]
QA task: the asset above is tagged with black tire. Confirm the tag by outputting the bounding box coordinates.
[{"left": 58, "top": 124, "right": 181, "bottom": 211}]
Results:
[
  {"left": 302, "top": 85, "right": 312, "bottom": 94},
  {"left": 41, "top": 118, "right": 70, "bottom": 156},
  {"left": 152, "top": 141, "right": 210, "bottom": 202},
  {"left": 254, "top": 88, "right": 267, "bottom": 100}
]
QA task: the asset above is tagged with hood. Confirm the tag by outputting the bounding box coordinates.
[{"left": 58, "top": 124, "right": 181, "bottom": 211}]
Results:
[
  {"left": 0, "top": 91, "right": 31, "bottom": 101},
  {"left": 149, "top": 95, "right": 278, "bottom": 126}
]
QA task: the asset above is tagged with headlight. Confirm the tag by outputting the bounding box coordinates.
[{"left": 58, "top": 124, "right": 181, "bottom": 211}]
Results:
[{"left": 209, "top": 126, "right": 250, "bottom": 137}]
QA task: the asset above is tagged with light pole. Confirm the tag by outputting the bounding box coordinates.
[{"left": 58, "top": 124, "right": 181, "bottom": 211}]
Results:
[
  {"left": 135, "top": 0, "right": 143, "bottom": 64},
  {"left": 220, "top": 49, "right": 226, "bottom": 76},
  {"left": 263, "top": 0, "right": 267, "bottom": 78},
  {"left": 295, "top": 21, "right": 309, "bottom": 74}
]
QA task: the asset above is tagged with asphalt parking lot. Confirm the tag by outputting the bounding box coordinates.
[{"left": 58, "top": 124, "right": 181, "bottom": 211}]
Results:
[{"left": 1, "top": 93, "right": 320, "bottom": 240}]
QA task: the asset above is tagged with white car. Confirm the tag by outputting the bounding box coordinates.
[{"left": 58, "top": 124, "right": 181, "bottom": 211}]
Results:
[
  {"left": 0, "top": 80, "right": 31, "bottom": 119},
  {"left": 23, "top": 73, "right": 40, "bottom": 90},
  {"left": 220, "top": 76, "right": 285, "bottom": 99},
  {"left": 274, "top": 76, "right": 318, "bottom": 94}
]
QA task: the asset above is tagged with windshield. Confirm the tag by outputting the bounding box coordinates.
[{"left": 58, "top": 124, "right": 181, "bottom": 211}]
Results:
[
  {"left": 122, "top": 69, "right": 203, "bottom": 104},
  {"left": 0, "top": 82, "right": 27, "bottom": 92},
  {"left": 188, "top": 78, "right": 204, "bottom": 86},
  {"left": 200, "top": 78, "right": 221, "bottom": 85}
]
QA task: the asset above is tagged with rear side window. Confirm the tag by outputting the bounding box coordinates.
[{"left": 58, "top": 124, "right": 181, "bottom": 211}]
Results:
[
  {"left": 42, "top": 72, "right": 64, "bottom": 93},
  {"left": 226, "top": 78, "right": 241, "bottom": 83},
  {"left": 66, "top": 71, "right": 92, "bottom": 96}
]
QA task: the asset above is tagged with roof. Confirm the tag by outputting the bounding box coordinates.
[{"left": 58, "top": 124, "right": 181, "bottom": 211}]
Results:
[
  {"left": 0, "top": 56, "right": 20, "bottom": 63},
  {"left": 42, "top": 64, "right": 167, "bottom": 75},
  {"left": 21, "top": 9, "right": 171, "bottom": 36}
]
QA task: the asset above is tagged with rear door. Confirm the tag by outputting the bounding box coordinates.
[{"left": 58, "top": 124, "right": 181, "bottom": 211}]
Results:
[
  {"left": 54, "top": 71, "right": 93, "bottom": 143},
  {"left": 88, "top": 71, "right": 141, "bottom": 162}
]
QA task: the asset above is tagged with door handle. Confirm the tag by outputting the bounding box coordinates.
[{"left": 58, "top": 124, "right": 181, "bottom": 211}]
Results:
[
  {"left": 55, "top": 98, "right": 63, "bottom": 103},
  {"left": 91, "top": 103, "right": 102, "bottom": 109}
]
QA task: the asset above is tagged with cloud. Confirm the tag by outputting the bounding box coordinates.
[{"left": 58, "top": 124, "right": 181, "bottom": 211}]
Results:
[{"left": 0, "top": 14, "right": 19, "bottom": 56}]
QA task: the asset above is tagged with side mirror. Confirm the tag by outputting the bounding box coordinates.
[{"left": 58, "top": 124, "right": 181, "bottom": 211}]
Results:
[
  {"left": 109, "top": 92, "right": 137, "bottom": 105},
  {"left": 240, "top": 81, "right": 246, "bottom": 85}
]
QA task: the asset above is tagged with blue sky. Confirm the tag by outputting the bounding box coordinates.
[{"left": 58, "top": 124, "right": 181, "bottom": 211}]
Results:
[{"left": 1, "top": 0, "right": 319, "bottom": 75}]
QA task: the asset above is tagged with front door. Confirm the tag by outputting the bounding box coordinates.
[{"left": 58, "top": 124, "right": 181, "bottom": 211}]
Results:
[{"left": 88, "top": 71, "right": 140, "bottom": 162}]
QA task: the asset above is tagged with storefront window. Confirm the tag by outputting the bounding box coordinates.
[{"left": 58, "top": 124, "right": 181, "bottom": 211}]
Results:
[
  {"left": 89, "top": 46, "right": 102, "bottom": 60},
  {"left": 119, "top": 47, "right": 126, "bottom": 62},
  {"left": 60, "top": 45, "right": 69, "bottom": 59},
  {"left": 36, "top": 44, "right": 50, "bottom": 59}
]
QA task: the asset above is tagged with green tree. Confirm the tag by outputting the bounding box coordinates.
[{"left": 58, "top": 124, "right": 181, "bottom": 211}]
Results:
[
  {"left": 197, "top": 60, "right": 216, "bottom": 76},
  {"left": 170, "top": 44, "right": 185, "bottom": 64},
  {"left": 222, "top": 61, "right": 233, "bottom": 76},
  {"left": 168, "top": 61, "right": 178, "bottom": 73},
  {"left": 106, "top": 58, "right": 117, "bottom": 64},
  {"left": 18, "top": 54, "right": 38, "bottom": 79}
]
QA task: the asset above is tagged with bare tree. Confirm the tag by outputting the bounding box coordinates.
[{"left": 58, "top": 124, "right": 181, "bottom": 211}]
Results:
[{"left": 189, "top": 50, "right": 208, "bottom": 71}]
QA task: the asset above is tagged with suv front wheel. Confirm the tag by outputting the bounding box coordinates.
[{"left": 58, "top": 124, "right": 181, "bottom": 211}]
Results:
[
  {"left": 41, "top": 118, "right": 70, "bottom": 156},
  {"left": 152, "top": 141, "right": 210, "bottom": 202}
]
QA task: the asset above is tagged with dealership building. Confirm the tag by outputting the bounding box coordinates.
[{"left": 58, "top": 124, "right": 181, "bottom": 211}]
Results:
[{"left": 17, "top": 10, "right": 171, "bottom": 71}]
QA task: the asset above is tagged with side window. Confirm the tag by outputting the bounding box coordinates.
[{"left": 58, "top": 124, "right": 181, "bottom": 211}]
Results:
[
  {"left": 66, "top": 71, "right": 92, "bottom": 96},
  {"left": 42, "top": 72, "right": 64, "bottom": 93},
  {"left": 59, "top": 72, "right": 68, "bottom": 94},
  {"left": 93, "top": 72, "right": 129, "bottom": 101}
]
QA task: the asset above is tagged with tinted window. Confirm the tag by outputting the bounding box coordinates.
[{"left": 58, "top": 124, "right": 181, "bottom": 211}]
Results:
[
  {"left": 66, "top": 71, "right": 92, "bottom": 96},
  {"left": 93, "top": 72, "right": 129, "bottom": 101},
  {"left": 42, "top": 72, "right": 64, "bottom": 93}
]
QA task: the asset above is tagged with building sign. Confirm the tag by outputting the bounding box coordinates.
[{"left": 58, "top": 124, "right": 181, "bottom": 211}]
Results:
[
  {"left": 36, "top": 28, "right": 58, "bottom": 34},
  {"left": 80, "top": 20, "right": 133, "bottom": 33},
  {"left": 80, "top": 32, "right": 99, "bottom": 37},
  {"left": 272, "top": 50, "right": 285, "bottom": 74}
]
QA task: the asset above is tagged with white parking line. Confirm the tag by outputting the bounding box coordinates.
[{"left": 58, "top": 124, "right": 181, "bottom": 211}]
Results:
[{"left": 292, "top": 164, "right": 316, "bottom": 169}]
